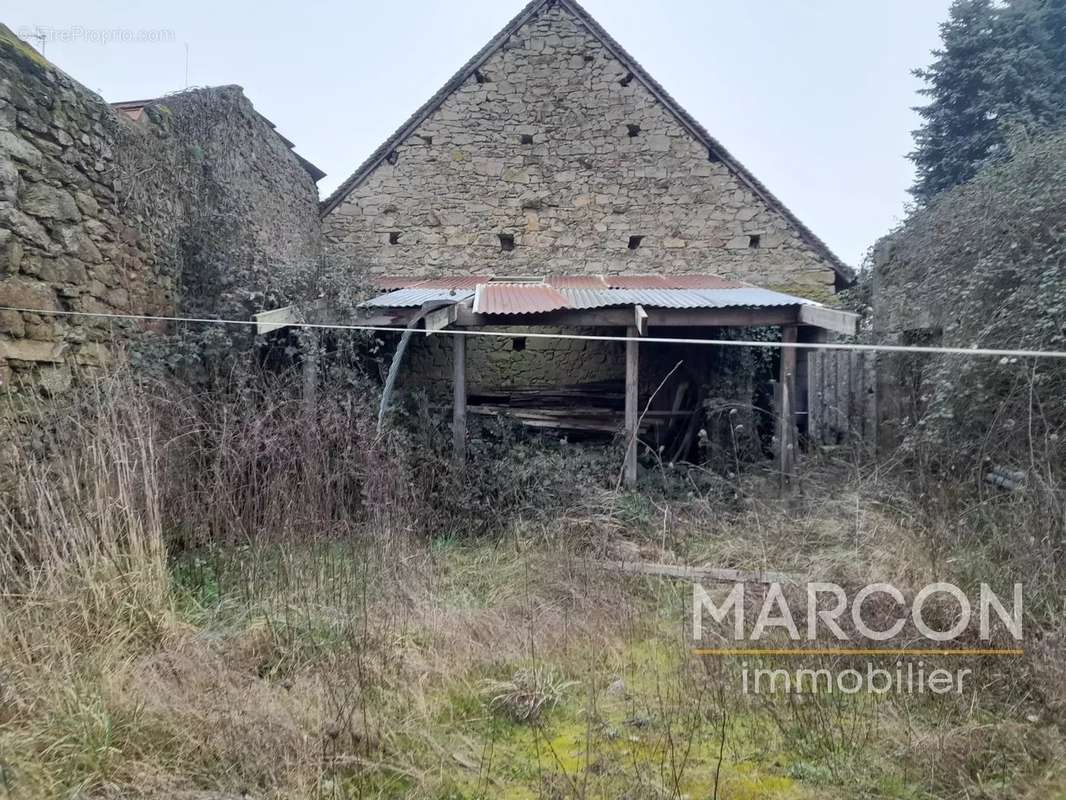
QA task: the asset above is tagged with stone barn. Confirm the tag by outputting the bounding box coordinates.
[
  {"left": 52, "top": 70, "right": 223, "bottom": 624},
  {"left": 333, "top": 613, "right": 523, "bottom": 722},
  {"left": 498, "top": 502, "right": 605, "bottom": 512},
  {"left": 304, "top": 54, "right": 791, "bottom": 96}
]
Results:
[{"left": 313, "top": 0, "right": 857, "bottom": 480}]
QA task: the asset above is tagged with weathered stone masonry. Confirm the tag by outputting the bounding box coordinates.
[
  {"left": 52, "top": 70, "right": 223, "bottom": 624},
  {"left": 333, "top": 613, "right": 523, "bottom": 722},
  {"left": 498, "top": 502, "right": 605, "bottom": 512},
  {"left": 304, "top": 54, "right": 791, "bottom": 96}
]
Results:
[
  {"left": 322, "top": 4, "right": 840, "bottom": 292},
  {"left": 0, "top": 23, "right": 322, "bottom": 399},
  {"left": 321, "top": 0, "right": 849, "bottom": 392}
]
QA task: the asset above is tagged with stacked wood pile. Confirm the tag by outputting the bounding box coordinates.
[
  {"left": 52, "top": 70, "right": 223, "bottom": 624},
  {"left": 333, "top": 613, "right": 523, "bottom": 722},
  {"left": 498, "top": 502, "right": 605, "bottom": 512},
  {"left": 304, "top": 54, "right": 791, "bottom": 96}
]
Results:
[{"left": 466, "top": 381, "right": 705, "bottom": 461}]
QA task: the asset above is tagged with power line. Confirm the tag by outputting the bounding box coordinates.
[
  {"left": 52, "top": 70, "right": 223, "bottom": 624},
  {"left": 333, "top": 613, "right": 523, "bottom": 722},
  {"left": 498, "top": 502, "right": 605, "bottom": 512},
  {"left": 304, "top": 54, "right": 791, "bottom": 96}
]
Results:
[{"left": 1, "top": 304, "right": 1065, "bottom": 360}]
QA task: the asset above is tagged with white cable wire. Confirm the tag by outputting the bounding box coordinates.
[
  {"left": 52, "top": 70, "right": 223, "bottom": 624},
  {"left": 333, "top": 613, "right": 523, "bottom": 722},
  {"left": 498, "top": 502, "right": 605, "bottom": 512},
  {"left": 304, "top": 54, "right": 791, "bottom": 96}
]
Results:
[{"left": 2, "top": 304, "right": 1065, "bottom": 360}]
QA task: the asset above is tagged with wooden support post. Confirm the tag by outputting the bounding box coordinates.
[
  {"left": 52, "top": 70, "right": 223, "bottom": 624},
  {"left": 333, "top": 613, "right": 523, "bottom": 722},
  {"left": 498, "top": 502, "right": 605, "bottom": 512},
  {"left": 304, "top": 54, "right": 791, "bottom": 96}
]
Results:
[
  {"left": 778, "top": 325, "right": 798, "bottom": 486},
  {"left": 453, "top": 333, "right": 467, "bottom": 461},
  {"left": 624, "top": 326, "right": 639, "bottom": 487},
  {"left": 803, "top": 328, "right": 827, "bottom": 445},
  {"left": 301, "top": 331, "right": 318, "bottom": 418},
  {"left": 633, "top": 304, "right": 648, "bottom": 336}
]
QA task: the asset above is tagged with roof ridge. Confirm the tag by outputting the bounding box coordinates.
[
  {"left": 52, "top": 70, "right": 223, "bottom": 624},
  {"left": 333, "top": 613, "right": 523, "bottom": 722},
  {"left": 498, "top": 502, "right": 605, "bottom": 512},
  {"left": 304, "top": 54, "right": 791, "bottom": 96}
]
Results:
[{"left": 323, "top": 0, "right": 853, "bottom": 282}]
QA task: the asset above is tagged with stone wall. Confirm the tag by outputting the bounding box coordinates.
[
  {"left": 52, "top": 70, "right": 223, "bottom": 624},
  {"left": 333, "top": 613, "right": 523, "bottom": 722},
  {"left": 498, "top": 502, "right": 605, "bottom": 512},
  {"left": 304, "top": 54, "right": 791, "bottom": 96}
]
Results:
[
  {"left": 404, "top": 326, "right": 622, "bottom": 396},
  {"left": 322, "top": 2, "right": 842, "bottom": 394},
  {"left": 322, "top": 3, "right": 839, "bottom": 295},
  {"left": 0, "top": 23, "right": 321, "bottom": 398}
]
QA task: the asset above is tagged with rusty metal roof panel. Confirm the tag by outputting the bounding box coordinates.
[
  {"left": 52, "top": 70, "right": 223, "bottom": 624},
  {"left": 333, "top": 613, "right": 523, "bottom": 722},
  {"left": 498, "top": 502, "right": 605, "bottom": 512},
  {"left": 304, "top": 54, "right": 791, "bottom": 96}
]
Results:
[
  {"left": 361, "top": 288, "right": 474, "bottom": 308},
  {"left": 604, "top": 275, "right": 749, "bottom": 290},
  {"left": 375, "top": 276, "right": 424, "bottom": 290},
  {"left": 662, "top": 275, "right": 747, "bottom": 289},
  {"left": 547, "top": 275, "right": 608, "bottom": 289},
  {"left": 415, "top": 276, "right": 489, "bottom": 289},
  {"left": 605, "top": 275, "right": 673, "bottom": 289},
  {"left": 473, "top": 284, "right": 568, "bottom": 314},
  {"left": 374, "top": 276, "right": 487, "bottom": 290}
]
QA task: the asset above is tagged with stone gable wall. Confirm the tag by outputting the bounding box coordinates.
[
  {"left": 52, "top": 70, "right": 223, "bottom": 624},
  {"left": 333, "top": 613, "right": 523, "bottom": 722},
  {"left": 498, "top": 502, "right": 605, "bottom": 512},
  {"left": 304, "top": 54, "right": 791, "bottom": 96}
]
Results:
[
  {"left": 324, "top": 4, "right": 840, "bottom": 395},
  {"left": 323, "top": 4, "right": 838, "bottom": 295},
  {"left": 0, "top": 24, "right": 321, "bottom": 400}
]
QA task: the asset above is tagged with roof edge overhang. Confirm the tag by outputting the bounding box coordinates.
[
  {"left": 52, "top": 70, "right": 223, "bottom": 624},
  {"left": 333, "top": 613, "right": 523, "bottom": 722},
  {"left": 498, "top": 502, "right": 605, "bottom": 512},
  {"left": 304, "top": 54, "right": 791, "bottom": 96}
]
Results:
[{"left": 318, "top": 0, "right": 854, "bottom": 284}]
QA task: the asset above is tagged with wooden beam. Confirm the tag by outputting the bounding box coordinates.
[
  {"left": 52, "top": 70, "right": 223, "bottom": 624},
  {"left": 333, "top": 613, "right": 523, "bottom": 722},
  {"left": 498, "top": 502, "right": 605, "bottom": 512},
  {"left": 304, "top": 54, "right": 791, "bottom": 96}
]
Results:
[
  {"left": 798, "top": 304, "right": 858, "bottom": 335},
  {"left": 624, "top": 326, "right": 639, "bottom": 487},
  {"left": 454, "top": 306, "right": 801, "bottom": 328},
  {"left": 453, "top": 333, "right": 467, "bottom": 461},
  {"left": 778, "top": 325, "right": 798, "bottom": 487},
  {"left": 633, "top": 304, "right": 648, "bottom": 336},
  {"left": 424, "top": 303, "right": 459, "bottom": 335}
]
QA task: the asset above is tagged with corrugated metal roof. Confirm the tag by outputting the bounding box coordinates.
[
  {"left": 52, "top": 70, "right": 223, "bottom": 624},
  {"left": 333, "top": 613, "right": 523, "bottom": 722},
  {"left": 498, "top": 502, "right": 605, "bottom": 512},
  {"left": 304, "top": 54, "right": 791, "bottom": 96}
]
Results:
[
  {"left": 601, "top": 275, "right": 748, "bottom": 289},
  {"left": 374, "top": 276, "right": 487, "bottom": 290},
  {"left": 359, "top": 276, "right": 818, "bottom": 314},
  {"left": 362, "top": 288, "right": 474, "bottom": 307},
  {"left": 558, "top": 287, "right": 815, "bottom": 310},
  {"left": 474, "top": 283, "right": 568, "bottom": 314},
  {"left": 605, "top": 275, "right": 672, "bottom": 289},
  {"left": 415, "top": 276, "right": 488, "bottom": 289},
  {"left": 375, "top": 276, "right": 418, "bottom": 290},
  {"left": 547, "top": 275, "right": 609, "bottom": 288},
  {"left": 660, "top": 275, "right": 746, "bottom": 289}
]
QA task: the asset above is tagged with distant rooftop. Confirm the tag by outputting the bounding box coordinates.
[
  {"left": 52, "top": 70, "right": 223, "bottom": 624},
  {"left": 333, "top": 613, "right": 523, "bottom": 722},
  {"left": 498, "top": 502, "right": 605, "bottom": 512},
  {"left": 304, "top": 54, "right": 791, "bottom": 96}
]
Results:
[{"left": 111, "top": 94, "right": 326, "bottom": 183}]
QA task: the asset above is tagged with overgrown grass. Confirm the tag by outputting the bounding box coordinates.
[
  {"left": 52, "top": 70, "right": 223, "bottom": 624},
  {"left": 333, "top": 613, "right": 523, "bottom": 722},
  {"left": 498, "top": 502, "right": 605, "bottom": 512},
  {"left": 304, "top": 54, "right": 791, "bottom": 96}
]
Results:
[{"left": 1, "top": 371, "right": 1064, "bottom": 798}]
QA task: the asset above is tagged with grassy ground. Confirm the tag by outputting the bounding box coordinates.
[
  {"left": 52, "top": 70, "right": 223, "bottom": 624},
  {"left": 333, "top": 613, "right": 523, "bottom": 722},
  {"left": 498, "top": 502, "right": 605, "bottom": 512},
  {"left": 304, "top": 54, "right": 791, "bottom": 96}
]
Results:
[
  {"left": 3, "top": 466, "right": 1064, "bottom": 799},
  {"left": 2, "top": 377, "right": 1063, "bottom": 798}
]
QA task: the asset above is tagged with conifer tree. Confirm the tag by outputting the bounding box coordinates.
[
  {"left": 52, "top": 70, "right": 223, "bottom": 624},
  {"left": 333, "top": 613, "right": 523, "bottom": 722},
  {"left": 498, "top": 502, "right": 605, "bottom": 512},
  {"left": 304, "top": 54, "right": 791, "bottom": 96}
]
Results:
[
  {"left": 910, "top": 0, "right": 1066, "bottom": 203},
  {"left": 910, "top": 0, "right": 1000, "bottom": 203}
]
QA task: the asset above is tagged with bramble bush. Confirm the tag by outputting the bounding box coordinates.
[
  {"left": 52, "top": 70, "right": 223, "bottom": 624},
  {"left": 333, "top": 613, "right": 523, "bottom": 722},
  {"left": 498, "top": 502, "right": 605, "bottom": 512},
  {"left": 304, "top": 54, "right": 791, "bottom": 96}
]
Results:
[{"left": 874, "top": 129, "right": 1066, "bottom": 478}]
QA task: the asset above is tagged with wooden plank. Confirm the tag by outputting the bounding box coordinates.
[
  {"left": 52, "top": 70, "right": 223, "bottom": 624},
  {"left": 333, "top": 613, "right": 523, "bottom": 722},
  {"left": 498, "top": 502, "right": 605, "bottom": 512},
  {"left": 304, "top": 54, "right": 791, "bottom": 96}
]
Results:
[
  {"left": 806, "top": 329, "right": 827, "bottom": 444},
  {"left": 778, "top": 325, "right": 798, "bottom": 486},
  {"left": 818, "top": 350, "right": 827, "bottom": 443},
  {"left": 858, "top": 353, "right": 867, "bottom": 443},
  {"left": 453, "top": 334, "right": 467, "bottom": 461},
  {"left": 633, "top": 304, "right": 648, "bottom": 336},
  {"left": 624, "top": 326, "right": 639, "bottom": 487},
  {"left": 424, "top": 304, "right": 459, "bottom": 335},
  {"left": 596, "top": 560, "right": 802, "bottom": 585},
  {"left": 798, "top": 304, "right": 859, "bottom": 335}
]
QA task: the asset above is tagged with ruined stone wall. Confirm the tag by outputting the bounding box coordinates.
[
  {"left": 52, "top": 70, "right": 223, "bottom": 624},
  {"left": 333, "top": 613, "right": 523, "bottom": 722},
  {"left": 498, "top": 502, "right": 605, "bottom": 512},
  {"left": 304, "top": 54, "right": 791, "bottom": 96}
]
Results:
[
  {"left": 322, "top": 3, "right": 838, "bottom": 295},
  {"left": 0, "top": 23, "right": 321, "bottom": 399}
]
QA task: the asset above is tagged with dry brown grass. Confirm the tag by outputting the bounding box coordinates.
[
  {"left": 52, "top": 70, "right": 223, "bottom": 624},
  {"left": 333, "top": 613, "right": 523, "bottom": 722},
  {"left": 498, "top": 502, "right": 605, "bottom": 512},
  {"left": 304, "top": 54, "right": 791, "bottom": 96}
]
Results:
[{"left": 1, "top": 370, "right": 1064, "bottom": 799}]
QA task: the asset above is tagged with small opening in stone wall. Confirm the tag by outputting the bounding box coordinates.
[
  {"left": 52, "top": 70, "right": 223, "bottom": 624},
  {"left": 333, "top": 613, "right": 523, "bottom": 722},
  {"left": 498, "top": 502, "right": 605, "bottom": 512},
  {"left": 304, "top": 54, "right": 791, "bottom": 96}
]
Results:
[
  {"left": 389, "top": 232, "right": 401, "bottom": 245},
  {"left": 418, "top": 134, "right": 433, "bottom": 145},
  {"left": 512, "top": 337, "right": 527, "bottom": 352},
  {"left": 628, "top": 235, "right": 644, "bottom": 250},
  {"left": 386, "top": 150, "right": 399, "bottom": 165},
  {"left": 474, "top": 69, "right": 489, "bottom": 84},
  {"left": 499, "top": 233, "right": 515, "bottom": 252},
  {"left": 627, "top": 124, "right": 641, "bottom": 138},
  {"left": 583, "top": 53, "right": 594, "bottom": 63},
  {"left": 748, "top": 234, "right": 762, "bottom": 249},
  {"left": 520, "top": 133, "right": 534, "bottom": 145},
  {"left": 620, "top": 72, "right": 634, "bottom": 87}
]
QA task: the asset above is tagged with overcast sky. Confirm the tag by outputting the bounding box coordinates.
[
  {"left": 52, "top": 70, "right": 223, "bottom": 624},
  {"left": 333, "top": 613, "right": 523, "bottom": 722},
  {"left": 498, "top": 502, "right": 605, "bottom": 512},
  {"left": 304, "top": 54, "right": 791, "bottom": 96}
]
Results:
[{"left": 6, "top": 0, "right": 952, "bottom": 269}]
